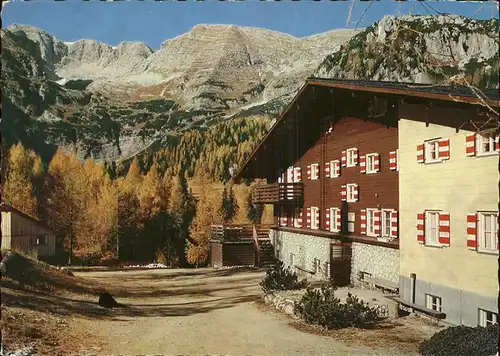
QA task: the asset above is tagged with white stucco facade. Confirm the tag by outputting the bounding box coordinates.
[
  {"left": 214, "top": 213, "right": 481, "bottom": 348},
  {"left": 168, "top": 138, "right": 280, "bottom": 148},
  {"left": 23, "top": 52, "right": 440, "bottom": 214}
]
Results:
[{"left": 398, "top": 119, "right": 498, "bottom": 325}]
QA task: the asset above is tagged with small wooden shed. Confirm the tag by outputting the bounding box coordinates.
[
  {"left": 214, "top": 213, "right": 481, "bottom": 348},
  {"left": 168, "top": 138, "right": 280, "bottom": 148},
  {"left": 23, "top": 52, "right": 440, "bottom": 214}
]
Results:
[{"left": 1, "top": 204, "right": 56, "bottom": 257}]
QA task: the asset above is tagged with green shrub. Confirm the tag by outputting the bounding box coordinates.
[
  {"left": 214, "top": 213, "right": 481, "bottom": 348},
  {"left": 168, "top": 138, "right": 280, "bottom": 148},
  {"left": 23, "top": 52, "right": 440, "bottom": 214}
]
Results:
[
  {"left": 419, "top": 324, "right": 498, "bottom": 356},
  {"left": 294, "top": 285, "right": 382, "bottom": 329},
  {"left": 260, "top": 260, "right": 307, "bottom": 293}
]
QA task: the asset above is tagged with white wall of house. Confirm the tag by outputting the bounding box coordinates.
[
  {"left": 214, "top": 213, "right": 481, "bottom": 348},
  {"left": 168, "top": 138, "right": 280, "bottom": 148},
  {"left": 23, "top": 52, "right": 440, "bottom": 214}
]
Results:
[{"left": 398, "top": 119, "right": 498, "bottom": 325}]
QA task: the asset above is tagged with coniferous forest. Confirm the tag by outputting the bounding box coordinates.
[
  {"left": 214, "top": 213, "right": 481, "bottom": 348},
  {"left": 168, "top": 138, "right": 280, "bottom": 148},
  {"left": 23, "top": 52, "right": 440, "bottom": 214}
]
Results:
[{"left": 1, "top": 117, "right": 274, "bottom": 267}]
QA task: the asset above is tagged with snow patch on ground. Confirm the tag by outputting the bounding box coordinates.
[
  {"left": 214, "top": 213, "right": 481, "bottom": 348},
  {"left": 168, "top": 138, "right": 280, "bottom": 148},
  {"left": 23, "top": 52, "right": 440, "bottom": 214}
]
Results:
[
  {"left": 122, "top": 263, "right": 172, "bottom": 269},
  {"left": 2, "top": 343, "right": 37, "bottom": 356}
]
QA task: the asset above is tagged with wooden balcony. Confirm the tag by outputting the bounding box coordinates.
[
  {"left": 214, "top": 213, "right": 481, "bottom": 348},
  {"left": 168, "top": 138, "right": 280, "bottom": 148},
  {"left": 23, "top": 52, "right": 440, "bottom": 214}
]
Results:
[{"left": 252, "top": 183, "right": 303, "bottom": 204}]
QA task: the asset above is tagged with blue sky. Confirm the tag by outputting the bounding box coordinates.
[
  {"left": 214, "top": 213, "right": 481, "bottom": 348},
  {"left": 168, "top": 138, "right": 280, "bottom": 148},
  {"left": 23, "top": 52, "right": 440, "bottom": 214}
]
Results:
[{"left": 3, "top": 0, "right": 499, "bottom": 49}]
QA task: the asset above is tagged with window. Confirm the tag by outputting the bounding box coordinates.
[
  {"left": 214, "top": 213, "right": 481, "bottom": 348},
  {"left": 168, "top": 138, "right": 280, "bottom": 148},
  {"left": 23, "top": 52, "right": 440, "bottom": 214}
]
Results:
[
  {"left": 313, "top": 258, "right": 321, "bottom": 273},
  {"left": 425, "top": 211, "right": 440, "bottom": 246},
  {"left": 346, "top": 183, "right": 357, "bottom": 202},
  {"left": 311, "top": 207, "right": 320, "bottom": 230},
  {"left": 348, "top": 213, "right": 355, "bottom": 233},
  {"left": 36, "top": 236, "right": 46, "bottom": 245},
  {"left": 381, "top": 210, "right": 392, "bottom": 238},
  {"left": 324, "top": 262, "right": 331, "bottom": 278},
  {"left": 293, "top": 167, "right": 302, "bottom": 182},
  {"left": 346, "top": 148, "right": 357, "bottom": 167},
  {"left": 311, "top": 163, "right": 319, "bottom": 180},
  {"left": 425, "top": 294, "right": 442, "bottom": 312},
  {"left": 425, "top": 139, "right": 441, "bottom": 162},
  {"left": 479, "top": 309, "right": 498, "bottom": 327},
  {"left": 293, "top": 209, "right": 302, "bottom": 228},
  {"left": 330, "top": 160, "right": 340, "bottom": 178},
  {"left": 478, "top": 212, "right": 498, "bottom": 253},
  {"left": 366, "top": 209, "right": 376, "bottom": 236},
  {"left": 366, "top": 153, "right": 377, "bottom": 174},
  {"left": 477, "top": 133, "right": 497, "bottom": 155},
  {"left": 330, "top": 208, "right": 340, "bottom": 232}
]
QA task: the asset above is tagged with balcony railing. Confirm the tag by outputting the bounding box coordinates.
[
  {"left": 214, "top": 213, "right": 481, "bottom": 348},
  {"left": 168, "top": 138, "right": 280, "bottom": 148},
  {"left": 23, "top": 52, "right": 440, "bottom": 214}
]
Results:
[{"left": 252, "top": 183, "right": 303, "bottom": 204}]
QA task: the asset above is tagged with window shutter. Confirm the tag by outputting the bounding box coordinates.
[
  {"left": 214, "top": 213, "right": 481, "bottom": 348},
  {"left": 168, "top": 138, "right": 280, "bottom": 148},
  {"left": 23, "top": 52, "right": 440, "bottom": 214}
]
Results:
[
  {"left": 374, "top": 153, "right": 380, "bottom": 172},
  {"left": 466, "top": 213, "right": 477, "bottom": 250},
  {"left": 438, "top": 212, "right": 450, "bottom": 245},
  {"left": 496, "top": 134, "right": 500, "bottom": 152},
  {"left": 360, "top": 155, "right": 366, "bottom": 173},
  {"left": 391, "top": 210, "right": 398, "bottom": 239},
  {"left": 417, "top": 213, "right": 425, "bottom": 243},
  {"left": 353, "top": 148, "right": 359, "bottom": 165},
  {"left": 374, "top": 210, "right": 381, "bottom": 237},
  {"left": 438, "top": 139, "right": 450, "bottom": 160},
  {"left": 389, "top": 151, "right": 397, "bottom": 170},
  {"left": 341, "top": 150, "right": 347, "bottom": 167},
  {"left": 287, "top": 167, "right": 294, "bottom": 183},
  {"left": 325, "top": 162, "right": 331, "bottom": 178},
  {"left": 336, "top": 209, "right": 342, "bottom": 233},
  {"left": 283, "top": 215, "right": 288, "bottom": 226},
  {"left": 465, "top": 134, "right": 476, "bottom": 157},
  {"left": 306, "top": 207, "right": 311, "bottom": 228},
  {"left": 360, "top": 209, "right": 367, "bottom": 235},
  {"left": 417, "top": 144, "right": 424, "bottom": 163},
  {"left": 341, "top": 185, "right": 347, "bottom": 201},
  {"left": 298, "top": 210, "right": 303, "bottom": 228},
  {"left": 353, "top": 184, "right": 359, "bottom": 202},
  {"left": 315, "top": 207, "right": 320, "bottom": 230},
  {"left": 295, "top": 167, "right": 302, "bottom": 182},
  {"left": 325, "top": 209, "right": 331, "bottom": 231},
  {"left": 335, "top": 160, "right": 341, "bottom": 177},
  {"left": 315, "top": 164, "right": 320, "bottom": 179},
  {"left": 306, "top": 165, "right": 311, "bottom": 180}
]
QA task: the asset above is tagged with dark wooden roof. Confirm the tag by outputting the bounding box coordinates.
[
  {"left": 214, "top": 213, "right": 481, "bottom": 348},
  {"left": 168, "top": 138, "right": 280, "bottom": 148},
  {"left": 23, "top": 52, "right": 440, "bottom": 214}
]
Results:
[
  {"left": 234, "top": 78, "right": 499, "bottom": 182},
  {"left": 0, "top": 204, "right": 53, "bottom": 233}
]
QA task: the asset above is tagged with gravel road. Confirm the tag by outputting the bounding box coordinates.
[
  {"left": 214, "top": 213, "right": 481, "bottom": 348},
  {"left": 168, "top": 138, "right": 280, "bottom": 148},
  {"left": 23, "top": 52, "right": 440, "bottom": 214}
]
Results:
[{"left": 72, "top": 268, "right": 420, "bottom": 356}]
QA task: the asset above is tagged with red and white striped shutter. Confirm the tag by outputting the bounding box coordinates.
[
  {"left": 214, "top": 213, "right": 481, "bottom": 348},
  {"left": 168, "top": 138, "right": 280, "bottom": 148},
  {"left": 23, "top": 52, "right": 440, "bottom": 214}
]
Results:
[
  {"left": 325, "top": 208, "right": 331, "bottom": 231},
  {"left": 496, "top": 134, "right": 500, "bottom": 152},
  {"left": 306, "top": 207, "right": 311, "bottom": 228},
  {"left": 374, "top": 153, "right": 380, "bottom": 172},
  {"left": 295, "top": 167, "right": 302, "bottom": 182},
  {"left": 336, "top": 209, "right": 342, "bottom": 232},
  {"left": 465, "top": 134, "right": 476, "bottom": 157},
  {"left": 353, "top": 148, "right": 359, "bottom": 165},
  {"left": 466, "top": 213, "right": 477, "bottom": 250},
  {"left": 287, "top": 167, "right": 294, "bottom": 183},
  {"left": 438, "top": 139, "right": 450, "bottom": 160},
  {"left": 390, "top": 210, "right": 398, "bottom": 238},
  {"left": 360, "top": 210, "right": 367, "bottom": 235},
  {"left": 341, "top": 185, "right": 347, "bottom": 201},
  {"left": 306, "top": 165, "right": 311, "bottom": 180},
  {"left": 353, "top": 184, "right": 359, "bottom": 202},
  {"left": 417, "top": 213, "right": 425, "bottom": 244},
  {"left": 374, "top": 210, "right": 381, "bottom": 237},
  {"left": 389, "top": 151, "right": 397, "bottom": 171},
  {"left": 325, "top": 162, "right": 331, "bottom": 178},
  {"left": 341, "top": 150, "right": 347, "bottom": 167},
  {"left": 315, "top": 208, "right": 320, "bottom": 230},
  {"left": 438, "top": 212, "right": 450, "bottom": 245},
  {"left": 335, "top": 160, "right": 341, "bottom": 177},
  {"left": 298, "top": 210, "right": 303, "bottom": 228},
  {"left": 315, "top": 164, "right": 320, "bottom": 179},
  {"left": 360, "top": 155, "right": 366, "bottom": 173},
  {"left": 417, "top": 144, "right": 424, "bottom": 163}
]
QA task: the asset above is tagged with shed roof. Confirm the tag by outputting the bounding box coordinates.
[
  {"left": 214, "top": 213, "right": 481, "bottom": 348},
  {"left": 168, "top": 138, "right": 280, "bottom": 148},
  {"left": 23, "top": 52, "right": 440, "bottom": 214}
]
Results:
[{"left": 0, "top": 204, "right": 54, "bottom": 234}]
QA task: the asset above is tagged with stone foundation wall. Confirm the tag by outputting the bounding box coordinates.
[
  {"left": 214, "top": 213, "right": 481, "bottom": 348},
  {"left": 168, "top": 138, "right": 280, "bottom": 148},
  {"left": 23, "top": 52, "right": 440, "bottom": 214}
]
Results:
[
  {"left": 350, "top": 242, "right": 399, "bottom": 287},
  {"left": 269, "top": 229, "right": 331, "bottom": 281}
]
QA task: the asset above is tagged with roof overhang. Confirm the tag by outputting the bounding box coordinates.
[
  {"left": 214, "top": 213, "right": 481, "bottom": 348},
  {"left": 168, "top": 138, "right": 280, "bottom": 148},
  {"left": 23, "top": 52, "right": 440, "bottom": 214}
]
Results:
[{"left": 234, "top": 79, "right": 499, "bottom": 182}]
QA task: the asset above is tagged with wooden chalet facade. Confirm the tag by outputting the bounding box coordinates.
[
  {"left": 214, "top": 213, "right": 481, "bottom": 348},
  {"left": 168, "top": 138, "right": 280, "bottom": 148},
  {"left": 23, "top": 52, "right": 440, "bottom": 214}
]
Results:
[{"left": 235, "top": 78, "right": 499, "bottom": 326}]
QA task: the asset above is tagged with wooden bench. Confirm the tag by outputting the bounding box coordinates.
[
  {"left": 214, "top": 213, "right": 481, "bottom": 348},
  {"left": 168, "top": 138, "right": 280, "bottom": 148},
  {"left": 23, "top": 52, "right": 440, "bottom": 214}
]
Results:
[
  {"left": 363, "top": 276, "right": 399, "bottom": 293},
  {"left": 387, "top": 296, "right": 447, "bottom": 319}
]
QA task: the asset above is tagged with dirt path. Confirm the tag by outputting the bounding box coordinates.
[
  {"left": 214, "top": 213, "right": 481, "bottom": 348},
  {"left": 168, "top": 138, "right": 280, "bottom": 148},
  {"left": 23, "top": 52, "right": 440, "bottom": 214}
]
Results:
[{"left": 69, "top": 268, "right": 420, "bottom": 356}]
